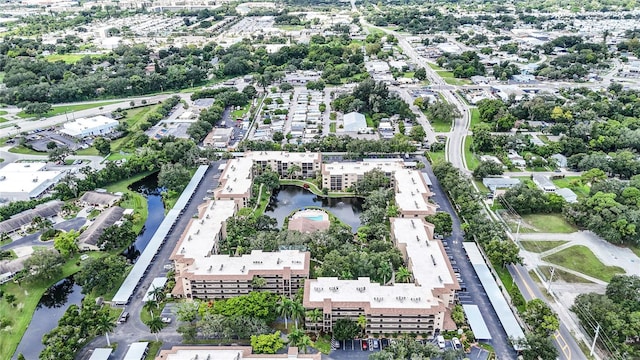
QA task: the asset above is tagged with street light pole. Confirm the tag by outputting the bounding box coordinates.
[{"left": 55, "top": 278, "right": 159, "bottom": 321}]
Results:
[{"left": 548, "top": 266, "right": 556, "bottom": 292}]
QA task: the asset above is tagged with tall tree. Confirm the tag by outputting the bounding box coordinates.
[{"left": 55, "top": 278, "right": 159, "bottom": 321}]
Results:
[
  {"left": 147, "top": 316, "right": 165, "bottom": 341},
  {"left": 522, "top": 299, "right": 560, "bottom": 336}
]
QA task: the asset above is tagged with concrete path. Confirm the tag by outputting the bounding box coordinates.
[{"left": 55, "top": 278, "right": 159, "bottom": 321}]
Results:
[{"left": 520, "top": 231, "right": 640, "bottom": 277}]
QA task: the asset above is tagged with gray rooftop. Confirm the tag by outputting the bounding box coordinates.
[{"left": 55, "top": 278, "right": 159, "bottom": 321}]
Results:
[
  {"left": 462, "top": 304, "right": 492, "bottom": 340},
  {"left": 79, "top": 191, "right": 121, "bottom": 206},
  {"left": 112, "top": 165, "right": 208, "bottom": 305},
  {"left": 78, "top": 206, "right": 125, "bottom": 246},
  {"left": 0, "top": 200, "right": 63, "bottom": 234}
]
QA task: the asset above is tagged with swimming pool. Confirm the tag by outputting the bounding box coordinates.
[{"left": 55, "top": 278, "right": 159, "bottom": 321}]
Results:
[{"left": 305, "top": 215, "right": 325, "bottom": 222}]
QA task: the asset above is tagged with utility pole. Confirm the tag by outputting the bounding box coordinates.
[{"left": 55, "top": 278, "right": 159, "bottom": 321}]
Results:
[
  {"left": 547, "top": 266, "right": 555, "bottom": 292},
  {"left": 590, "top": 323, "right": 600, "bottom": 357},
  {"left": 515, "top": 219, "right": 521, "bottom": 242}
]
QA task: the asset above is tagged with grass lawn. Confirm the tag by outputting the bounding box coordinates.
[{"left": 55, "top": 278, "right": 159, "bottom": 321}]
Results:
[
  {"left": 329, "top": 122, "right": 336, "bottom": 133},
  {"left": 313, "top": 334, "right": 332, "bottom": 354},
  {"left": 494, "top": 265, "right": 526, "bottom": 313},
  {"left": 105, "top": 171, "right": 154, "bottom": 234},
  {"left": 470, "top": 108, "right": 480, "bottom": 127},
  {"left": 537, "top": 135, "right": 549, "bottom": 143},
  {"left": 365, "top": 114, "right": 374, "bottom": 128},
  {"left": 0, "top": 117, "right": 7, "bottom": 123},
  {"left": 436, "top": 71, "right": 472, "bottom": 85},
  {"left": 275, "top": 24, "right": 305, "bottom": 31},
  {"left": 0, "top": 110, "right": 7, "bottom": 116},
  {"left": 366, "top": 26, "right": 385, "bottom": 36},
  {"left": 629, "top": 244, "right": 640, "bottom": 258},
  {"left": 402, "top": 71, "right": 415, "bottom": 78},
  {"left": 464, "top": 136, "right": 480, "bottom": 170},
  {"left": 521, "top": 214, "right": 576, "bottom": 233},
  {"left": 45, "top": 53, "right": 99, "bottom": 64},
  {"left": 107, "top": 152, "right": 133, "bottom": 161},
  {"left": 429, "top": 117, "right": 452, "bottom": 132},
  {"left": 75, "top": 147, "right": 100, "bottom": 156},
  {"left": 428, "top": 63, "right": 444, "bottom": 70},
  {"left": 474, "top": 180, "right": 489, "bottom": 193},
  {"left": 542, "top": 245, "right": 624, "bottom": 282},
  {"left": 551, "top": 176, "right": 590, "bottom": 199},
  {"left": 144, "top": 341, "right": 163, "bottom": 360},
  {"left": 0, "top": 252, "right": 98, "bottom": 360},
  {"left": 8, "top": 145, "right": 45, "bottom": 155},
  {"left": 539, "top": 265, "right": 593, "bottom": 283},
  {"left": 520, "top": 240, "right": 568, "bottom": 253},
  {"left": 429, "top": 150, "right": 446, "bottom": 164},
  {"left": 231, "top": 104, "right": 250, "bottom": 120},
  {"left": 17, "top": 101, "right": 121, "bottom": 118}
]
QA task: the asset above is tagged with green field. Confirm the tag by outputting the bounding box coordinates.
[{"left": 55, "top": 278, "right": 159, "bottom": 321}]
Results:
[
  {"left": 470, "top": 108, "right": 480, "bottom": 127},
  {"left": 436, "top": 71, "right": 472, "bottom": 86},
  {"left": 551, "top": 176, "right": 590, "bottom": 199},
  {"left": 521, "top": 214, "right": 577, "bottom": 233},
  {"left": 0, "top": 117, "right": 7, "bottom": 123},
  {"left": 542, "top": 245, "right": 625, "bottom": 282},
  {"left": 8, "top": 145, "right": 45, "bottom": 155},
  {"left": 232, "top": 104, "right": 250, "bottom": 120},
  {"left": 402, "top": 71, "right": 415, "bottom": 78},
  {"left": 539, "top": 265, "right": 592, "bottom": 283},
  {"left": 463, "top": 136, "right": 480, "bottom": 170},
  {"left": 275, "top": 24, "right": 305, "bottom": 31},
  {"left": 45, "top": 53, "right": 99, "bottom": 64},
  {"left": 329, "top": 122, "right": 336, "bottom": 133},
  {"left": 520, "top": 240, "right": 569, "bottom": 253},
  {"left": 428, "top": 116, "right": 452, "bottom": 132},
  {"left": 428, "top": 150, "right": 446, "bottom": 164},
  {"left": 18, "top": 101, "right": 121, "bottom": 118},
  {"left": 365, "top": 113, "right": 374, "bottom": 128},
  {"left": 428, "top": 63, "right": 444, "bottom": 70},
  {"left": 0, "top": 110, "right": 7, "bottom": 116}
]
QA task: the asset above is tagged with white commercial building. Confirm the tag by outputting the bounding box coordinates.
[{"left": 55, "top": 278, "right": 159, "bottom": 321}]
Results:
[
  {"left": 343, "top": 112, "right": 368, "bottom": 133},
  {"left": 61, "top": 115, "right": 119, "bottom": 138},
  {"left": 0, "top": 162, "right": 64, "bottom": 201}
]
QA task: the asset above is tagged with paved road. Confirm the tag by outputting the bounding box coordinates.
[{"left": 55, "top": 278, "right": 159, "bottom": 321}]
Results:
[
  {"left": 0, "top": 94, "right": 176, "bottom": 138},
  {"left": 0, "top": 146, "right": 105, "bottom": 170},
  {"left": 1, "top": 217, "right": 87, "bottom": 251},
  {"left": 76, "top": 161, "right": 226, "bottom": 360},
  {"left": 417, "top": 156, "right": 516, "bottom": 360},
  {"left": 509, "top": 264, "right": 585, "bottom": 360}
]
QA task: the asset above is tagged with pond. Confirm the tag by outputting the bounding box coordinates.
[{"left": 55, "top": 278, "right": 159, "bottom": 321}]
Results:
[
  {"left": 264, "top": 185, "right": 364, "bottom": 231},
  {"left": 13, "top": 277, "right": 84, "bottom": 360},
  {"left": 123, "top": 173, "right": 166, "bottom": 261}
]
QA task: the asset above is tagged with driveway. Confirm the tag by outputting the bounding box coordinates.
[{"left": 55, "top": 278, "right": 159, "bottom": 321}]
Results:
[
  {"left": 416, "top": 156, "right": 516, "bottom": 359},
  {"left": 75, "top": 161, "right": 227, "bottom": 360},
  {"left": 1, "top": 217, "right": 87, "bottom": 251}
]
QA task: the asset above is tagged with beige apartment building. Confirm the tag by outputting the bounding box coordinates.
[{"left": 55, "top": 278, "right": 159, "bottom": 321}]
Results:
[
  {"left": 321, "top": 159, "right": 405, "bottom": 191},
  {"left": 393, "top": 169, "right": 437, "bottom": 217},
  {"left": 303, "top": 218, "right": 458, "bottom": 337},
  {"left": 215, "top": 151, "right": 322, "bottom": 208},
  {"left": 170, "top": 198, "right": 310, "bottom": 299},
  {"left": 156, "top": 346, "right": 320, "bottom": 360}
]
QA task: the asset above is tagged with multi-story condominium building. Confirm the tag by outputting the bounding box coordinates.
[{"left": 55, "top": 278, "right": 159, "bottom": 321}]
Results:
[
  {"left": 393, "top": 169, "right": 437, "bottom": 217},
  {"left": 321, "top": 159, "right": 405, "bottom": 191},
  {"left": 155, "top": 346, "right": 320, "bottom": 360},
  {"left": 215, "top": 151, "right": 322, "bottom": 208},
  {"left": 170, "top": 198, "right": 310, "bottom": 299},
  {"left": 303, "top": 218, "right": 458, "bottom": 338}
]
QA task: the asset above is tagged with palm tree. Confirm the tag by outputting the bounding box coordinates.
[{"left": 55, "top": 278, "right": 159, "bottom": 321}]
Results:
[
  {"left": 356, "top": 314, "right": 367, "bottom": 336},
  {"left": 95, "top": 313, "right": 116, "bottom": 346},
  {"left": 276, "top": 297, "right": 294, "bottom": 329},
  {"left": 251, "top": 276, "right": 267, "bottom": 289},
  {"left": 305, "top": 308, "right": 322, "bottom": 333},
  {"left": 290, "top": 300, "right": 305, "bottom": 329},
  {"left": 287, "top": 327, "right": 304, "bottom": 345},
  {"left": 147, "top": 316, "right": 165, "bottom": 341},
  {"left": 395, "top": 266, "right": 412, "bottom": 283},
  {"left": 287, "top": 164, "right": 302, "bottom": 179},
  {"left": 297, "top": 335, "right": 312, "bottom": 354},
  {"left": 149, "top": 286, "right": 165, "bottom": 303},
  {"left": 144, "top": 299, "right": 157, "bottom": 319}
]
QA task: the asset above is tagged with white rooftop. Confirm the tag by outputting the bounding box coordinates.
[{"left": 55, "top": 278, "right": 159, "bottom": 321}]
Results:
[
  {"left": 0, "top": 162, "right": 63, "bottom": 199},
  {"left": 306, "top": 277, "right": 442, "bottom": 310},
  {"left": 343, "top": 112, "right": 367, "bottom": 132},
  {"left": 219, "top": 157, "right": 253, "bottom": 196},
  {"left": 124, "top": 342, "right": 149, "bottom": 360},
  {"left": 394, "top": 169, "right": 436, "bottom": 214},
  {"left": 143, "top": 277, "right": 168, "bottom": 302},
  {"left": 323, "top": 159, "right": 405, "bottom": 176},
  {"left": 61, "top": 115, "right": 118, "bottom": 136},
  {"left": 392, "top": 218, "right": 455, "bottom": 290},
  {"left": 183, "top": 249, "right": 307, "bottom": 277},
  {"left": 179, "top": 200, "right": 237, "bottom": 260}
]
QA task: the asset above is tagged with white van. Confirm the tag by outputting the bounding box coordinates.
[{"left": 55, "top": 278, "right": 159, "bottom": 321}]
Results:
[{"left": 437, "top": 335, "right": 446, "bottom": 349}]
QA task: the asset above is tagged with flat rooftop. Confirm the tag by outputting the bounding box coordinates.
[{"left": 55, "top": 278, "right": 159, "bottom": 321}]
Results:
[
  {"left": 0, "top": 162, "right": 62, "bottom": 196},
  {"left": 248, "top": 151, "right": 321, "bottom": 163},
  {"left": 218, "top": 157, "right": 253, "bottom": 196},
  {"left": 306, "top": 277, "right": 442, "bottom": 311},
  {"left": 63, "top": 115, "right": 117, "bottom": 131},
  {"left": 322, "top": 159, "right": 405, "bottom": 176},
  {"left": 394, "top": 169, "right": 436, "bottom": 214},
  {"left": 183, "top": 249, "right": 308, "bottom": 277},
  {"left": 392, "top": 218, "right": 456, "bottom": 290},
  {"left": 178, "top": 199, "right": 237, "bottom": 259}
]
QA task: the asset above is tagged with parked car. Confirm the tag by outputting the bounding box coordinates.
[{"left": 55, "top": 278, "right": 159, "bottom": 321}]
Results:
[
  {"left": 452, "top": 337, "right": 462, "bottom": 349},
  {"left": 361, "top": 340, "right": 368, "bottom": 351},
  {"left": 161, "top": 317, "right": 172, "bottom": 324},
  {"left": 118, "top": 312, "right": 129, "bottom": 324},
  {"left": 437, "top": 335, "right": 446, "bottom": 349},
  {"left": 372, "top": 339, "right": 380, "bottom": 349}
]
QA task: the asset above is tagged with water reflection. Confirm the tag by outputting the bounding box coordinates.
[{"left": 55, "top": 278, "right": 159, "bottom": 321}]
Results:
[
  {"left": 264, "top": 185, "right": 364, "bottom": 231},
  {"left": 123, "top": 173, "right": 166, "bottom": 260},
  {"left": 37, "top": 277, "right": 76, "bottom": 309}
]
